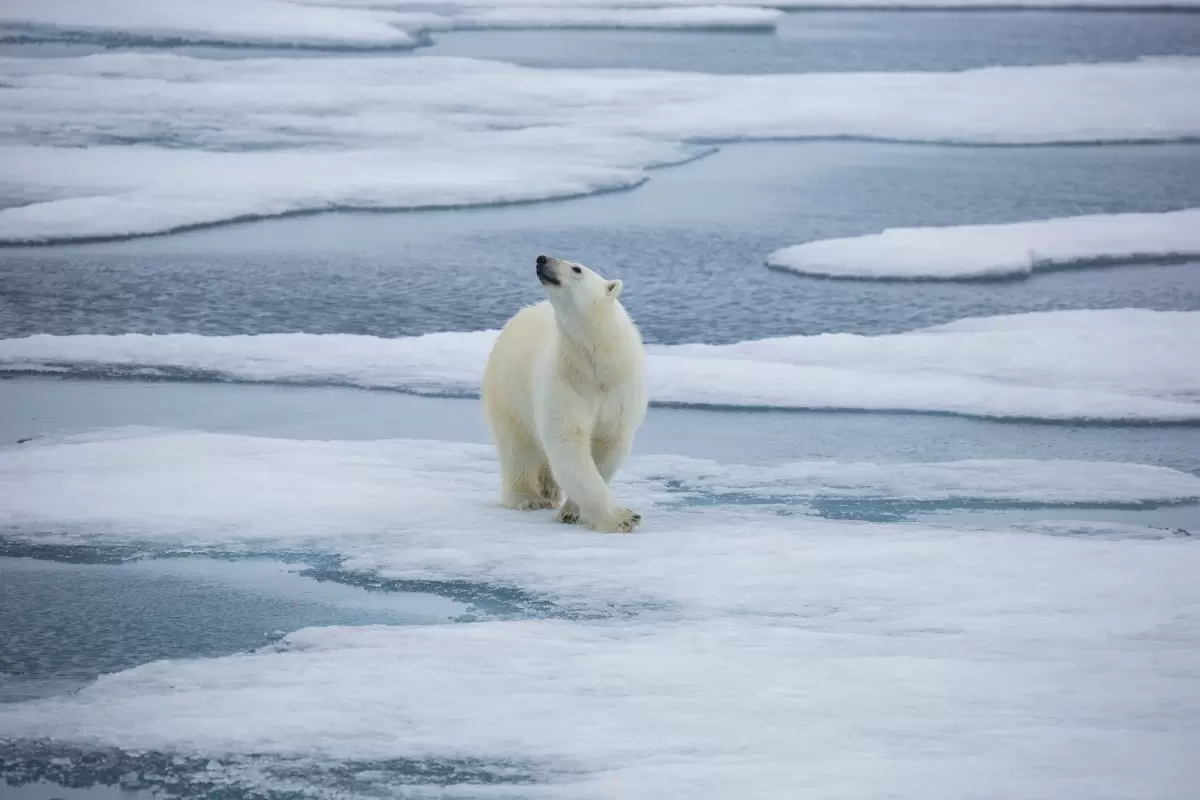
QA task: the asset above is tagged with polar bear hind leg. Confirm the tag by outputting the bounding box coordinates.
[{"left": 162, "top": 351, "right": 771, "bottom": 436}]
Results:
[
  {"left": 493, "top": 422, "right": 556, "bottom": 511},
  {"left": 537, "top": 462, "right": 562, "bottom": 506}
]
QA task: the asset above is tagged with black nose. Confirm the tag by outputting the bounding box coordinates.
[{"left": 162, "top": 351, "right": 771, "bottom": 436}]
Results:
[{"left": 536, "top": 255, "right": 548, "bottom": 266}]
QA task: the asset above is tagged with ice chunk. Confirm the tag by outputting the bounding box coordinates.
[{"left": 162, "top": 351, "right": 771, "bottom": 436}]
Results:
[
  {"left": 0, "top": 0, "right": 418, "bottom": 49},
  {"left": 0, "top": 138, "right": 693, "bottom": 243},
  {"left": 2, "top": 427, "right": 1197, "bottom": 797},
  {"left": 631, "top": 453, "right": 1200, "bottom": 504},
  {"left": 419, "top": 5, "right": 785, "bottom": 30},
  {"left": 1, "top": 309, "right": 1196, "bottom": 422},
  {"left": 766, "top": 208, "right": 1200, "bottom": 280},
  {"left": 1, "top": 611, "right": 1197, "bottom": 797},
  {"left": 1, "top": 53, "right": 1198, "bottom": 242},
  {"left": 2, "top": 428, "right": 1199, "bottom": 610},
  {"left": 0, "top": 0, "right": 787, "bottom": 46}
]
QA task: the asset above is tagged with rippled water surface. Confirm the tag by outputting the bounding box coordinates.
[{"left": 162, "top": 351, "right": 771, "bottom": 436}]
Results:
[{"left": 5, "top": 140, "right": 1200, "bottom": 343}]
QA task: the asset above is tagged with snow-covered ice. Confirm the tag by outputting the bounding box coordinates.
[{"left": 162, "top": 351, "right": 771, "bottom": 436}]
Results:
[
  {"left": 0, "top": 613, "right": 1197, "bottom": 799},
  {"left": 5, "top": 430, "right": 1199, "bottom": 536},
  {"left": 767, "top": 208, "right": 1200, "bottom": 280},
  {"left": 1, "top": 53, "right": 1198, "bottom": 242},
  {"left": 0, "top": 139, "right": 694, "bottom": 243},
  {"left": 0, "top": 0, "right": 787, "bottom": 48},
  {"left": 2, "top": 427, "right": 1198, "bottom": 611},
  {"left": 11, "top": 0, "right": 1190, "bottom": 51},
  {"left": 2, "top": 309, "right": 1196, "bottom": 422},
  {"left": 0, "top": 0, "right": 421, "bottom": 49},
  {"left": 1, "top": 428, "right": 1198, "bottom": 798},
  {"left": 402, "top": 4, "right": 786, "bottom": 31}
]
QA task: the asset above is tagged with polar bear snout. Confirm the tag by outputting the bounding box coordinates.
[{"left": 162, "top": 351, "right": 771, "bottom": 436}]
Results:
[{"left": 535, "top": 254, "right": 561, "bottom": 287}]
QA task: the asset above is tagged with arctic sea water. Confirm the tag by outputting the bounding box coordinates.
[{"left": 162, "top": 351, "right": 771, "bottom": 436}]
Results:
[{"left": 2, "top": 8, "right": 1200, "bottom": 800}]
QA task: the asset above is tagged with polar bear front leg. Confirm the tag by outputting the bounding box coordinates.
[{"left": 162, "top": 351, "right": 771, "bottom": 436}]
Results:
[
  {"left": 591, "top": 434, "right": 640, "bottom": 531},
  {"left": 545, "top": 433, "right": 640, "bottom": 533}
]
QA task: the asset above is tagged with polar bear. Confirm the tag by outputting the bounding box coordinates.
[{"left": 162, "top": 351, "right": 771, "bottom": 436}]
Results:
[{"left": 481, "top": 255, "right": 647, "bottom": 533}]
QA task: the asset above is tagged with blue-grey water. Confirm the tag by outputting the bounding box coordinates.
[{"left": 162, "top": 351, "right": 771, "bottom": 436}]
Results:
[
  {"left": 6, "top": 377, "right": 1200, "bottom": 475},
  {"left": 0, "top": 555, "right": 469, "bottom": 703},
  {"left": 418, "top": 11, "right": 1200, "bottom": 73},
  {"left": 5, "top": 140, "right": 1200, "bottom": 343}
]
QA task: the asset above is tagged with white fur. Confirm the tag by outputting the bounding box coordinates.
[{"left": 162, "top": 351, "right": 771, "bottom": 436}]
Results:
[{"left": 481, "top": 255, "right": 647, "bottom": 532}]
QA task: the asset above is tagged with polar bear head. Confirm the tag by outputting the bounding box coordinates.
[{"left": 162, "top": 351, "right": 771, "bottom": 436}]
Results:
[{"left": 535, "top": 255, "right": 623, "bottom": 316}]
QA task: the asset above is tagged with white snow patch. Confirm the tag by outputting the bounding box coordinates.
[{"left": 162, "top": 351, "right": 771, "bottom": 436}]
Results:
[
  {"left": 0, "top": 0, "right": 788, "bottom": 46},
  {"left": 1, "top": 54, "right": 1198, "bottom": 242},
  {"left": 0, "top": 0, "right": 419, "bottom": 49},
  {"left": 2, "top": 429, "right": 1198, "bottom": 611},
  {"left": 634, "top": 453, "right": 1200, "bottom": 503},
  {"left": 410, "top": 4, "right": 786, "bottom": 30},
  {"left": 1, "top": 309, "right": 1196, "bottom": 422},
  {"left": 767, "top": 208, "right": 1200, "bottom": 280},
  {"left": 1, "top": 429, "right": 1198, "bottom": 797},
  {"left": 0, "top": 138, "right": 693, "bottom": 243},
  {"left": 1, "top": 613, "right": 1198, "bottom": 799}
]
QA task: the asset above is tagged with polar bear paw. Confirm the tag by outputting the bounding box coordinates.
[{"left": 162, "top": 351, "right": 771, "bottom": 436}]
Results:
[
  {"left": 556, "top": 499, "right": 581, "bottom": 524},
  {"left": 592, "top": 507, "right": 642, "bottom": 533},
  {"left": 504, "top": 494, "right": 556, "bottom": 511}
]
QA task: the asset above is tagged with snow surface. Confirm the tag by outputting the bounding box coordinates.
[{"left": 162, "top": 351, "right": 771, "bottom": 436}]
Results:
[
  {"left": 10, "top": 0, "right": 1185, "bottom": 50},
  {"left": 2, "top": 428, "right": 1198, "bottom": 611},
  {"left": 409, "top": 4, "right": 786, "bottom": 30},
  {"left": 0, "top": 139, "right": 694, "bottom": 242},
  {"left": 5, "top": 431, "right": 1199, "bottom": 536},
  {"left": 767, "top": 208, "right": 1200, "bottom": 280},
  {"left": 0, "top": 0, "right": 420, "bottom": 49},
  {"left": 1, "top": 53, "right": 1198, "bottom": 242},
  {"left": 1, "top": 309, "right": 1196, "bottom": 422},
  {"left": 1, "top": 428, "right": 1199, "bottom": 798},
  {"left": 0, "top": 0, "right": 787, "bottom": 48}
]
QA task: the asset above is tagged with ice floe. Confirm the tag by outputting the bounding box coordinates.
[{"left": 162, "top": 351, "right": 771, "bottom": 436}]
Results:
[
  {"left": 3, "top": 428, "right": 1199, "bottom": 608},
  {"left": 1, "top": 428, "right": 1198, "bottom": 798},
  {"left": 767, "top": 208, "right": 1200, "bottom": 280},
  {"left": 1, "top": 309, "right": 1196, "bottom": 422},
  {"left": 1, "top": 612, "right": 1197, "bottom": 799},
  {"left": 1, "top": 54, "right": 1198, "bottom": 242},
  {"left": 0, "top": 0, "right": 787, "bottom": 51},
  {"left": 0, "top": 0, "right": 420, "bottom": 49},
  {"left": 15, "top": 0, "right": 1193, "bottom": 58},
  {"left": 401, "top": 4, "right": 786, "bottom": 31}
]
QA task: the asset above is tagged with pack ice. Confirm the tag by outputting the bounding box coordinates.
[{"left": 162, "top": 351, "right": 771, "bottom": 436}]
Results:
[
  {"left": 767, "top": 208, "right": 1200, "bottom": 280},
  {"left": 1, "top": 54, "right": 1198, "bottom": 242},
  {"left": 1, "top": 428, "right": 1198, "bottom": 798},
  {"left": 1, "top": 309, "right": 1196, "bottom": 422}
]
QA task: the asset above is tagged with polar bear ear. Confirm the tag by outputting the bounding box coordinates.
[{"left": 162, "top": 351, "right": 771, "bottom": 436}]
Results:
[{"left": 606, "top": 279, "right": 623, "bottom": 299}]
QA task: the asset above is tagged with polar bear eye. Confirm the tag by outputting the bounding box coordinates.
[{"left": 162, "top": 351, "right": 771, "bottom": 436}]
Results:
[{"left": 572, "top": 266, "right": 582, "bottom": 274}]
